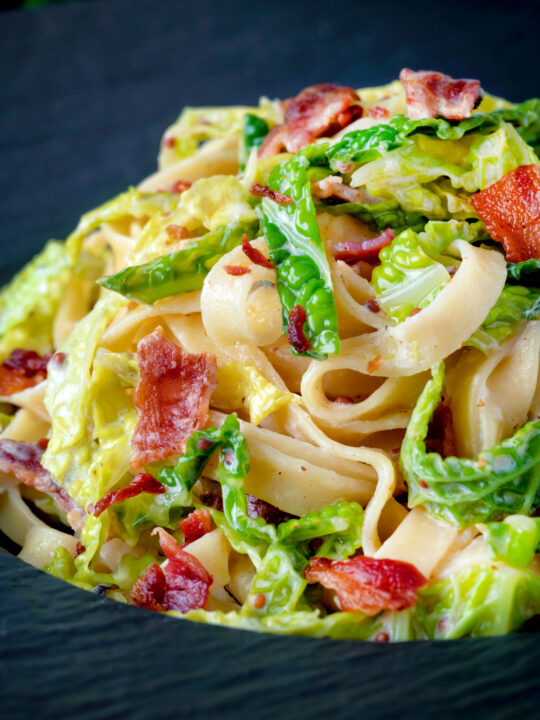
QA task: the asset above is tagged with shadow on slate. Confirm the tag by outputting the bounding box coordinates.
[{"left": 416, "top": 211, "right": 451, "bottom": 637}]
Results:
[{"left": 1, "top": 0, "right": 540, "bottom": 717}]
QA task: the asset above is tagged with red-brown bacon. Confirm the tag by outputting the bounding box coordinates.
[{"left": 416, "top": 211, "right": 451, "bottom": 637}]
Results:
[
  {"left": 179, "top": 508, "right": 213, "bottom": 544},
  {"left": 92, "top": 472, "right": 165, "bottom": 517},
  {"left": 0, "top": 438, "right": 84, "bottom": 530},
  {"left": 246, "top": 494, "right": 293, "bottom": 526},
  {"left": 249, "top": 183, "right": 293, "bottom": 206},
  {"left": 305, "top": 555, "right": 427, "bottom": 615},
  {"left": 400, "top": 68, "right": 482, "bottom": 121},
  {"left": 471, "top": 164, "right": 540, "bottom": 263},
  {"left": 131, "top": 527, "right": 212, "bottom": 613},
  {"left": 130, "top": 328, "right": 217, "bottom": 470},
  {"left": 287, "top": 305, "right": 311, "bottom": 354},
  {"left": 333, "top": 228, "right": 395, "bottom": 264},
  {"left": 258, "top": 83, "right": 363, "bottom": 158},
  {"left": 241, "top": 233, "right": 275, "bottom": 269},
  {"left": 0, "top": 349, "right": 50, "bottom": 396}
]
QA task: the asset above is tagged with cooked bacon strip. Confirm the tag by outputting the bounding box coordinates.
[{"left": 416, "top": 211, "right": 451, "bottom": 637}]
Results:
[
  {"left": 0, "top": 438, "right": 84, "bottom": 530},
  {"left": 131, "top": 562, "right": 167, "bottom": 611},
  {"left": 246, "top": 494, "right": 293, "bottom": 525},
  {"left": 132, "top": 529, "right": 213, "bottom": 612},
  {"left": 471, "top": 164, "right": 540, "bottom": 262},
  {"left": 171, "top": 179, "right": 192, "bottom": 194},
  {"left": 92, "top": 472, "right": 165, "bottom": 517},
  {"left": 259, "top": 83, "right": 363, "bottom": 158},
  {"left": 224, "top": 265, "right": 251, "bottom": 276},
  {"left": 249, "top": 183, "right": 293, "bottom": 206},
  {"left": 305, "top": 555, "right": 427, "bottom": 615},
  {"left": 179, "top": 508, "right": 213, "bottom": 544},
  {"left": 287, "top": 305, "right": 311, "bottom": 354},
  {"left": 0, "top": 349, "right": 50, "bottom": 396},
  {"left": 333, "top": 228, "right": 395, "bottom": 263},
  {"left": 400, "top": 68, "right": 482, "bottom": 121},
  {"left": 241, "top": 233, "right": 275, "bottom": 269},
  {"left": 311, "top": 176, "right": 362, "bottom": 203},
  {"left": 130, "top": 328, "right": 217, "bottom": 470}
]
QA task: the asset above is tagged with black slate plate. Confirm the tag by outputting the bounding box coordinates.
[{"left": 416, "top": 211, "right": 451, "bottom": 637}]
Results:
[{"left": 1, "top": 1, "right": 540, "bottom": 717}]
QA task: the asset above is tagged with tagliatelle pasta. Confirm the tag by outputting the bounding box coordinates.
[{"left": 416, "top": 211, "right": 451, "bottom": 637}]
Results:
[{"left": 2, "top": 69, "right": 540, "bottom": 642}]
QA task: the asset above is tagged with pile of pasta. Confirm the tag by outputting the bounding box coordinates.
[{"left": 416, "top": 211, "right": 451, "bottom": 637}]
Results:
[{"left": 1, "top": 69, "right": 540, "bottom": 642}]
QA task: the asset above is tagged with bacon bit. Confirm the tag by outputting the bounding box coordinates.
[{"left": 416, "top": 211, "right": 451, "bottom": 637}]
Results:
[
  {"left": 246, "top": 494, "right": 293, "bottom": 525},
  {"left": 305, "top": 555, "right": 427, "bottom": 615},
  {"left": 162, "top": 136, "right": 176, "bottom": 148},
  {"left": 365, "top": 299, "right": 380, "bottom": 313},
  {"left": 150, "top": 527, "right": 212, "bottom": 612},
  {"left": 477, "top": 399, "right": 486, "bottom": 408},
  {"left": 374, "top": 631, "right": 390, "bottom": 642},
  {"left": 366, "top": 355, "right": 383, "bottom": 374},
  {"left": 410, "top": 307, "right": 422, "bottom": 316},
  {"left": 0, "top": 439, "right": 85, "bottom": 530},
  {"left": 425, "top": 399, "right": 457, "bottom": 458},
  {"left": 300, "top": 466, "right": 307, "bottom": 472},
  {"left": 335, "top": 396, "right": 354, "bottom": 404},
  {"left": 242, "top": 233, "right": 275, "bottom": 269},
  {"left": 352, "top": 260, "right": 374, "bottom": 280},
  {"left": 131, "top": 562, "right": 167, "bottom": 611},
  {"left": 368, "top": 106, "right": 390, "bottom": 120},
  {"left": 333, "top": 228, "right": 395, "bottom": 264},
  {"left": 311, "top": 176, "right": 361, "bottom": 203},
  {"left": 171, "top": 179, "right": 192, "bottom": 194},
  {"left": 287, "top": 305, "right": 311, "bottom": 354},
  {"left": 130, "top": 328, "right": 217, "bottom": 470},
  {"left": 51, "top": 352, "right": 66, "bottom": 366},
  {"left": 74, "top": 542, "right": 86, "bottom": 558},
  {"left": 252, "top": 594, "right": 266, "bottom": 610},
  {"left": 179, "top": 509, "right": 213, "bottom": 544},
  {"left": 446, "top": 266, "right": 458, "bottom": 276},
  {"left": 418, "top": 479, "right": 428, "bottom": 489},
  {"left": 309, "top": 538, "right": 323, "bottom": 552},
  {"left": 258, "top": 84, "right": 363, "bottom": 158},
  {"left": 399, "top": 68, "right": 482, "bottom": 121},
  {"left": 224, "top": 265, "right": 251, "bottom": 276},
  {"left": 198, "top": 481, "right": 223, "bottom": 512},
  {"left": 165, "top": 224, "right": 188, "bottom": 240},
  {"left": 471, "top": 164, "right": 540, "bottom": 263},
  {"left": 197, "top": 438, "right": 213, "bottom": 451},
  {"left": 0, "top": 349, "right": 51, "bottom": 396},
  {"left": 92, "top": 472, "right": 165, "bottom": 517},
  {"left": 250, "top": 183, "right": 293, "bottom": 206}
]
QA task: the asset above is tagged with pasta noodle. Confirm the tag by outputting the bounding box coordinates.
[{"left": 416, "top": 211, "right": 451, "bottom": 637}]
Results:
[{"left": 1, "top": 70, "right": 540, "bottom": 642}]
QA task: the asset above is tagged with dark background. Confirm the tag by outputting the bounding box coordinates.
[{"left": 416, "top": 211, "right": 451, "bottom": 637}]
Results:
[{"left": 1, "top": 1, "right": 540, "bottom": 718}]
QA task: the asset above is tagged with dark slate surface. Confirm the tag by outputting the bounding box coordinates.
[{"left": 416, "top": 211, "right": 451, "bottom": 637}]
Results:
[{"left": 1, "top": 0, "right": 540, "bottom": 717}]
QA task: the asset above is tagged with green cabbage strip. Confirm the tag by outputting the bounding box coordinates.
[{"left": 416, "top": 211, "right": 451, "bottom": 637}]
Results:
[
  {"left": 466, "top": 285, "right": 540, "bottom": 353},
  {"left": 320, "top": 198, "right": 425, "bottom": 234},
  {"left": 506, "top": 258, "right": 540, "bottom": 284},
  {"left": 326, "top": 99, "right": 540, "bottom": 169},
  {"left": 401, "top": 364, "right": 540, "bottom": 526},
  {"left": 240, "top": 113, "right": 269, "bottom": 169},
  {"left": 65, "top": 188, "right": 182, "bottom": 260},
  {"left": 261, "top": 147, "right": 340, "bottom": 359},
  {"left": 481, "top": 515, "right": 540, "bottom": 569},
  {"left": 371, "top": 220, "right": 485, "bottom": 323},
  {"left": 98, "top": 221, "right": 259, "bottom": 304},
  {"left": 0, "top": 240, "right": 71, "bottom": 359}
]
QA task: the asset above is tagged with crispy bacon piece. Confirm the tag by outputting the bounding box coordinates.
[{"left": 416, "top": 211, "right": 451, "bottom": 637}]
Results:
[
  {"left": 368, "top": 106, "right": 390, "bottom": 120},
  {"left": 0, "top": 438, "right": 84, "bottom": 530},
  {"left": 130, "top": 328, "right": 217, "bottom": 470},
  {"left": 471, "top": 164, "right": 540, "bottom": 262},
  {"left": 305, "top": 555, "right": 427, "bottom": 615},
  {"left": 171, "top": 179, "right": 192, "bottom": 194},
  {"left": 258, "top": 83, "right": 363, "bottom": 158},
  {"left": 249, "top": 183, "right": 293, "bottom": 206},
  {"left": 92, "top": 472, "right": 165, "bottom": 517},
  {"left": 180, "top": 508, "right": 213, "bottom": 544},
  {"left": 425, "top": 399, "right": 457, "bottom": 458},
  {"left": 333, "top": 228, "right": 395, "bottom": 264},
  {"left": 311, "top": 175, "right": 362, "bottom": 203},
  {"left": 400, "top": 68, "right": 482, "bottom": 121},
  {"left": 165, "top": 224, "right": 188, "bottom": 240},
  {"left": 246, "top": 494, "right": 293, "bottom": 525},
  {"left": 131, "top": 562, "right": 167, "bottom": 611},
  {"left": 287, "top": 305, "right": 311, "bottom": 354},
  {"left": 0, "top": 349, "right": 50, "bottom": 396},
  {"left": 241, "top": 233, "right": 275, "bottom": 269},
  {"left": 224, "top": 265, "right": 251, "bottom": 276}
]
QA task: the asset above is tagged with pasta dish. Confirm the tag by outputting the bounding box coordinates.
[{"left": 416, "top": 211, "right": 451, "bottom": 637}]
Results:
[{"left": 1, "top": 68, "right": 540, "bottom": 642}]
